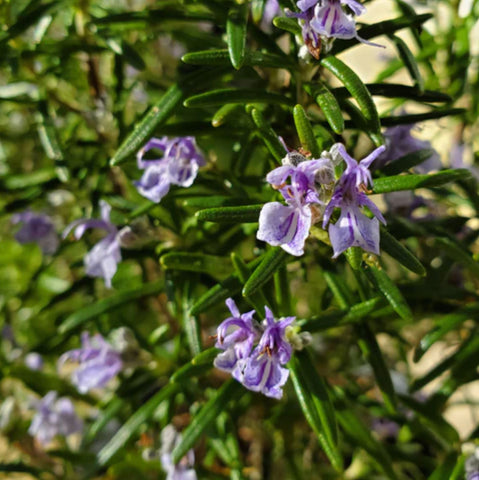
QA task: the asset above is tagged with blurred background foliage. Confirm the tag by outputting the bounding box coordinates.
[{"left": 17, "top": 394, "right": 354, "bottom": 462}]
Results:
[{"left": 0, "top": 0, "right": 478, "bottom": 479}]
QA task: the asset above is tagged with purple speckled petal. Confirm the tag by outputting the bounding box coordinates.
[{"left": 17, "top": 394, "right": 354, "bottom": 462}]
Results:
[
  {"left": 134, "top": 164, "right": 171, "bottom": 203},
  {"left": 310, "top": 2, "right": 357, "bottom": 40},
  {"left": 329, "top": 206, "right": 380, "bottom": 257},
  {"left": 257, "top": 202, "right": 312, "bottom": 256},
  {"left": 241, "top": 352, "right": 290, "bottom": 399}
]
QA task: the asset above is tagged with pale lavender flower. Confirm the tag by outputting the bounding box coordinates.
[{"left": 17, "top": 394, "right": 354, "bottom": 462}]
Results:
[
  {"left": 58, "top": 332, "right": 122, "bottom": 393},
  {"left": 241, "top": 307, "right": 295, "bottom": 399},
  {"left": 214, "top": 301, "right": 295, "bottom": 399},
  {"left": 260, "top": 0, "right": 281, "bottom": 31},
  {"left": 25, "top": 352, "right": 43, "bottom": 371},
  {"left": 214, "top": 298, "right": 260, "bottom": 373},
  {"left": 323, "top": 144, "right": 386, "bottom": 258},
  {"left": 160, "top": 425, "right": 197, "bottom": 480},
  {"left": 63, "top": 201, "right": 121, "bottom": 288},
  {"left": 289, "top": 0, "right": 378, "bottom": 56},
  {"left": 28, "top": 391, "right": 82, "bottom": 446},
  {"left": 257, "top": 152, "right": 333, "bottom": 256},
  {"left": 135, "top": 136, "right": 205, "bottom": 203},
  {"left": 11, "top": 211, "right": 59, "bottom": 255},
  {"left": 376, "top": 124, "right": 442, "bottom": 173}
]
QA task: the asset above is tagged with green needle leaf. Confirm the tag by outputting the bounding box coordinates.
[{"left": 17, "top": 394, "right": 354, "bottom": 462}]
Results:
[
  {"left": 289, "top": 354, "right": 343, "bottom": 471},
  {"left": 59, "top": 281, "right": 164, "bottom": 334},
  {"left": 242, "top": 248, "right": 289, "bottom": 297},
  {"left": 380, "top": 228, "right": 426, "bottom": 276},
  {"left": 227, "top": 4, "right": 249, "bottom": 69},
  {"left": 171, "top": 380, "right": 242, "bottom": 464},
  {"left": 184, "top": 88, "right": 294, "bottom": 107},
  {"left": 293, "top": 104, "right": 322, "bottom": 157},
  {"left": 321, "top": 57, "right": 381, "bottom": 138},
  {"left": 160, "top": 252, "right": 232, "bottom": 278},
  {"left": 304, "top": 83, "right": 344, "bottom": 134},
  {"left": 372, "top": 169, "right": 472, "bottom": 193},
  {"left": 195, "top": 205, "right": 261, "bottom": 223},
  {"left": 97, "top": 383, "right": 180, "bottom": 466},
  {"left": 389, "top": 34, "right": 424, "bottom": 93},
  {"left": 366, "top": 266, "right": 412, "bottom": 321}
]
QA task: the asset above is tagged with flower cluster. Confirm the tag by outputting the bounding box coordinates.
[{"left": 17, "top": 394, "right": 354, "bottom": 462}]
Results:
[
  {"left": 288, "top": 0, "right": 378, "bottom": 57},
  {"left": 58, "top": 332, "right": 123, "bottom": 393},
  {"left": 11, "top": 211, "right": 59, "bottom": 255},
  {"left": 63, "top": 200, "right": 121, "bottom": 288},
  {"left": 214, "top": 299, "right": 295, "bottom": 400},
  {"left": 29, "top": 391, "right": 83, "bottom": 446},
  {"left": 135, "top": 136, "right": 205, "bottom": 203},
  {"left": 257, "top": 150, "right": 334, "bottom": 256},
  {"left": 258, "top": 143, "right": 386, "bottom": 258}
]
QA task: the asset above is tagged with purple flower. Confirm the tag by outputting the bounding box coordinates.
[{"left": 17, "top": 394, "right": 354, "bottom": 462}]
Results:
[
  {"left": 376, "top": 124, "right": 442, "bottom": 173},
  {"left": 257, "top": 153, "right": 333, "bottom": 256},
  {"left": 25, "top": 352, "right": 43, "bottom": 371},
  {"left": 28, "top": 391, "right": 83, "bottom": 446},
  {"left": 323, "top": 144, "right": 386, "bottom": 258},
  {"left": 135, "top": 136, "right": 205, "bottom": 203},
  {"left": 241, "top": 307, "right": 295, "bottom": 399},
  {"left": 260, "top": 0, "right": 282, "bottom": 31},
  {"left": 63, "top": 201, "right": 121, "bottom": 288},
  {"left": 58, "top": 332, "right": 123, "bottom": 393},
  {"left": 160, "top": 425, "right": 197, "bottom": 480},
  {"left": 214, "top": 298, "right": 260, "bottom": 374},
  {"left": 289, "top": 0, "right": 378, "bottom": 56},
  {"left": 11, "top": 211, "right": 59, "bottom": 255},
  {"left": 214, "top": 301, "right": 295, "bottom": 399}
]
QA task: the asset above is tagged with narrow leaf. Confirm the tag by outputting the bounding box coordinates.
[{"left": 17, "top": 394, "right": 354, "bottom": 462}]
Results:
[
  {"left": 389, "top": 34, "right": 424, "bottom": 93},
  {"left": 97, "top": 384, "right": 179, "bottom": 466},
  {"left": 273, "top": 16, "right": 302, "bottom": 35},
  {"left": 435, "top": 237, "right": 479, "bottom": 278},
  {"left": 379, "top": 108, "right": 466, "bottom": 127},
  {"left": 304, "top": 83, "right": 344, "bottom": 134},
  {"left": 380, "top": 228, "right": 426, "bottom": 276},
  {"left": 160, "top": 253, "right": 232, "bottom": 278},
  {"left": 182, "top": 49, "right": 292, "bottom": 69},
  {"left": 356, "top": 323, "right": 397, "bottom": 411},
  {"left": 373, "top": 169, "right": 472, "bottom": 193},
  {"left": 250, "top": 108, "right": 286, "bottom": 162},
  {"left": 184, "top": 88, "right": 294, "bottom": 107},
  {"left": 189, "top": 257, "right": 263, "bottom": 315},
  {"left": 196, "top": 205, "right": 262, "bottom": 223},
  {"left": 243, "top": 248, "right": 289, "bottom": 297},
  {"left": 320, "top": 57, "right": 381, "bottom": 135},
  {"left": 366, "top": 266, "right": 412, "bottom": 320},
  {"left": 380, "top": 149, "right": 436, "bottom": 176},
  {"left": 332, "top": 83, "right": 450, "bottom": 103},
  {"left": 289, "top": 356, "right": 343, "bottom": 471},
  {"left": 59, "top": 281, "right": 163, "bottom": 334},
  {"left": 293, "top": 104, "right": 321, "bottom": 157},
  {"left": 171, "top": 380, "right": 242, "bottom": 464},
  {"left": 414, "top": 304, "right": 479, "bottom": 361},
  {"left": 227, "top": 4, "right": 248, "bottom": 69}
]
